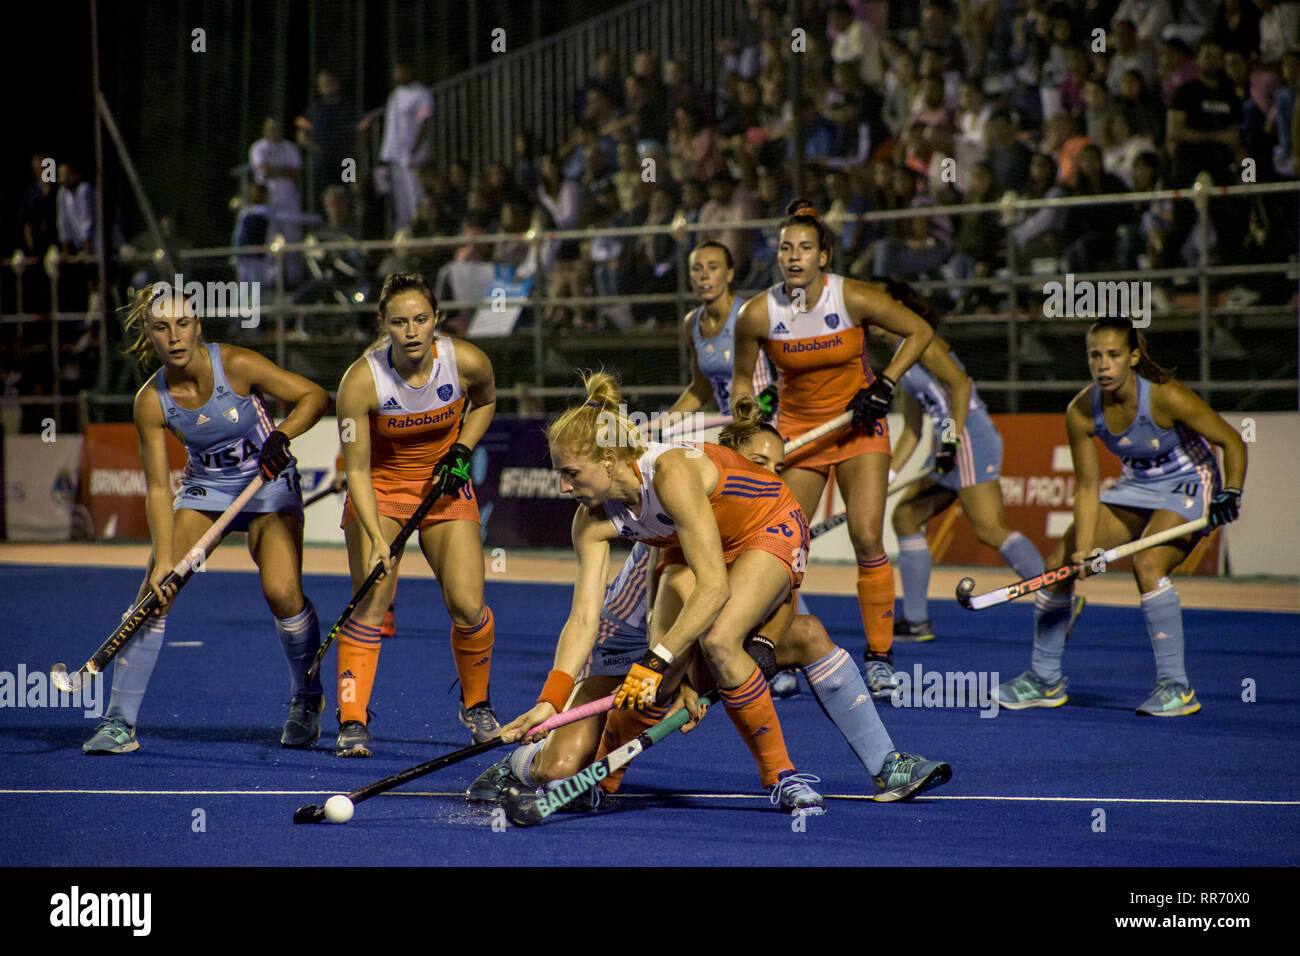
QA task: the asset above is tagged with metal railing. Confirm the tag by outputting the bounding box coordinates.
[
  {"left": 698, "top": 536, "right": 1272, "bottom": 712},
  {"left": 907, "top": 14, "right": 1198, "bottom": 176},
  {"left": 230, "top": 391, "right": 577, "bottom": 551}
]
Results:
[
  {"left": 4, "top": 176, "right": 1297, "bottom": 428},
  {"left": 425, "top": 0, "right": 747, "bottom": 168}
]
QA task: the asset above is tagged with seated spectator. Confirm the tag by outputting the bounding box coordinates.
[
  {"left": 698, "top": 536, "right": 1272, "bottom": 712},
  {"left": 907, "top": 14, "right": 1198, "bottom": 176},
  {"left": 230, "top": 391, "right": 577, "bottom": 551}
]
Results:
[
  {"left": 232, "top": 183, "right": 272, "bottom": 296},
  {"left": 585, "top": 183, "right": 633, "bottom": 332},
  {"left": 1158, "top": 38, "right": 1198, "bottom": 108},
  {"left": 950, "top": 161, "right": 1003, "bottom": 313},
  {"left": 983, "top": 109, "right": 1033, "bottom": 194},
  {"left": 882, "top": 46, "right": 921, "bottom": 136},
  {"left": 668, "top": 104, "right": 723, "bottom": 182},
  {"left": 616, "top": 74, "right": 668, "bottom": 147},
  {"left": 1117, "top": 68, "right": 1167, "bottom": 144},
  {"left": 1102, "top": 109, "right": 1158, "bottom": 186},
  {"left": 1012, "top": 152, "right": 1069, "bottom": 261},
  {"left": 698, "top": 170, "right": 756, "bottom": 270},
  {"left": 859, "top": 165, "right": 953, "bottom": 279},
  {"left": 1259, "top": 1, "right": 1300, "bottom": 63},
  {"left": 828, "top": 0, "right": 884, "bottom": 85},
  {"left": 1106, "top": 18, "right": 1158, "bottom": 95},
  {"left": 1044, "top": 113, "right": 1092, "bottom": 189},
  {"left": 492, "top": 200, "right": 533, "bottom": 272},
  {"left": 1213, "top": 0, "right": 1263, "bottom": 60},
  {"left": 823, "top": 168, "right": 869, "bottom": 265},
  {"left": 1270, "top": 49, "right": 1300, "bottom": 175},
  {"left": 1059, "top": 48, "right": 1094, "bottom": 118},
  {"left": 630, "top": 186, "right": 679, "bottom": 298},
  {"left": 1063, "top": 143, "right": 1134, "bottom": 274},
  {"left": 1111, "top": 0, "right": 1173, "bottom": 55},
  {"left": 902, "top": 74, "right": 955, "bottom": 142},
  {"left": 1081, "top": 76, "right": 1115, "bottom": 142},
  {"left": 912, "top": 0, "right": 967, "bottom": 75},
  {"left": 1116, "top": 150, "right": 1171, "bottom": 269},
  {"left": 575, "top": 51, "right": 624, "bottom": 115}
]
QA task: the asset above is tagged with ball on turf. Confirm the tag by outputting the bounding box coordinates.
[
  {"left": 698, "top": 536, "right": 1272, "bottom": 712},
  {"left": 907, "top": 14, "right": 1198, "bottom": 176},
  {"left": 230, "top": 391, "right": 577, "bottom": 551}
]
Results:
[
  {"left": 323, "top": 794, "right": 354, "bottom": 824},
  {"left": 956, "top": 578, "right": 975, "bottom": 597}
]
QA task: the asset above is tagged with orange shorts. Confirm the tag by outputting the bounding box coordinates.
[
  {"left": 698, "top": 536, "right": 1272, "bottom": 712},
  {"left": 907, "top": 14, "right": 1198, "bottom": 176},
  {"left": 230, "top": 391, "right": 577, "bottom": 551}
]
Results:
[
  {"left": 341, "top": 474, "right": 480, "bottom": 530},
  {"left": 777, "top": 415, "right": 890, "bottom": 475},
  {"left": 658, "top": 513, "right": 809, "bottom": 592}
]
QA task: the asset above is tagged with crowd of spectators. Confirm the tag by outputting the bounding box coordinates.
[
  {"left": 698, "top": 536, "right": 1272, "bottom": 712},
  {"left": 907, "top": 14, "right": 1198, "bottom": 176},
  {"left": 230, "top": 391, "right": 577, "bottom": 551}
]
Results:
[{"left": 15, "top": 0, "right": 1300, "bottom": 341}]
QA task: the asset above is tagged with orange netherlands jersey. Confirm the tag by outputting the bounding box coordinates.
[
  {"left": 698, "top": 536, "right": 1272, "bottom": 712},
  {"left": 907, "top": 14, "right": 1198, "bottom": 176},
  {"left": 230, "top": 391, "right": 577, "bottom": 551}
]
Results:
[
  {"left": 762, "top": 272, "right": 877, "bottom": 432},
  {"left": 366, "top": 335, "right": 466, "bottom": 481},
  {"left": 602, "top": 442, "right": 806, "bottom": 550},
  {"left": 340, "top": 335, "right": 479, "bottom": 529}
]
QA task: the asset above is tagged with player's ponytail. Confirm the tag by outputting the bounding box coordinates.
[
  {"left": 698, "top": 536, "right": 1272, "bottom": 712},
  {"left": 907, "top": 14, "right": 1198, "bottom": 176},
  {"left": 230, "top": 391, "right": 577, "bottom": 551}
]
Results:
[
  {"left": 1088, "top": 317, "right": 1174, "bottom": 383},
  {"left": 547, "top": 369, "right": 647, "bottom": 462}
]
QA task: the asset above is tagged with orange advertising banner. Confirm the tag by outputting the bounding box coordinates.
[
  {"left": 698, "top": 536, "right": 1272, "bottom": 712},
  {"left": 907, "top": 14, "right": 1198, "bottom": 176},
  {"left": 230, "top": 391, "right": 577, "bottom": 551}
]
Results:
[
  {"left": 77, "top": 424, "right": 188, "bottom": 541},
  {"left": 924, "top": 414, "right": 1222, "bottom": 575}
]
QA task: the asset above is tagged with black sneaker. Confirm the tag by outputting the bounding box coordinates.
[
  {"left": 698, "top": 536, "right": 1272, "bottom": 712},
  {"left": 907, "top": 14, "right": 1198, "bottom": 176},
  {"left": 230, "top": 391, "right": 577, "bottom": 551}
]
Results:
[
  {"left": 281, "top": 693, "right": 324, "bottom": 748},
  {"left": 336, "top": 719, "right": 373, "bottom": 757},
  {"left": 458, "top": 701, "right": 501, "bottom": 744},
  {"left": 553, "top": 782, "right": 604, "bottom": 813},
  {"left": 466, "top": 756, "right": 523, "bottom": 803},
  {"left": 893, "top": 618, "right": 935, "bottom": 642}
]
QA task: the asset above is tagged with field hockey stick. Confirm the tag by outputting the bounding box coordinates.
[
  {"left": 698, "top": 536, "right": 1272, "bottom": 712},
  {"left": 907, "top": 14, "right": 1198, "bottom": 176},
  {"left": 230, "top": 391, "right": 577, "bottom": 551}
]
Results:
[
  {"left": 502, "top": 689, "right": 721, "bottom": 827},
  {"left": 304, "top": 476, "right": 346, "bottom": 507},
  {"left": 782, "top": 411, "right": 853, "bottom": 456},
  {"left": 304, "top": 476, "right": 453, "bottom": 686},
  {"left": 293, "top": 693, "right": 617, "bottom": 824},
  {"left": 657, "top": 412, "right": 733, "bottom": 441},
  {"left": 955, "top": 516, "right": 1210, "bottom": 610},
  {"left": 807, "top": 469, "right": 935, "bottom": 539},
  {"left": 51, "top": 474, "right": 266, "bottom": 694}
]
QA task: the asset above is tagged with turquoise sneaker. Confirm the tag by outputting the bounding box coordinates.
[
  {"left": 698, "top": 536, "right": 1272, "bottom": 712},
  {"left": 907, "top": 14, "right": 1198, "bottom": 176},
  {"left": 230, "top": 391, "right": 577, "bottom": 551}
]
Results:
[
  {"left": 83, "top": 717, "right": 139, "bottom": 754},
  {"left": 872, "top": 751, "right": 952, "bottom": 802},
  {"left": 1136, "top": 680, "right": 1201, "bottom": 716},
  {"left": 996, "top": 670, "right": 1069, "bottom": 709}
]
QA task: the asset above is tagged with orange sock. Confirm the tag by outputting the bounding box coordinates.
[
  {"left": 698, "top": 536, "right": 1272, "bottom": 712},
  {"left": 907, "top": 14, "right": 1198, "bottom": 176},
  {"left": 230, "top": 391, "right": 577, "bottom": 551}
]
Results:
[
  {"left": 451, "top": 607, "right": 494, "bottom": 708},
  {"left": 720, "top": 666, "right": 795, "bottom": 788},
  {"left": 594, "top": 702, "right": 670, "bottom": 792},
  {"left": 857, "top": 554, "right": 895, "bottom": 658},
  {"left": 337, "top": 620, "right": 382, "bottom": 724}
]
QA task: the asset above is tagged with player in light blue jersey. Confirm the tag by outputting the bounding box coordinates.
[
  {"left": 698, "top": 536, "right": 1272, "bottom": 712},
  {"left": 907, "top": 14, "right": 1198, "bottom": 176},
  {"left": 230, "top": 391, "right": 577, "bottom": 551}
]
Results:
[
  {"left": 869, "top": 279, "right": 1052, "bottom": 646},
  {"left": 997, "top": 318, "right": 1246, "bottom": 716},
  {"left": 83, "top": 285, "right": 330, "bottom": 754}
]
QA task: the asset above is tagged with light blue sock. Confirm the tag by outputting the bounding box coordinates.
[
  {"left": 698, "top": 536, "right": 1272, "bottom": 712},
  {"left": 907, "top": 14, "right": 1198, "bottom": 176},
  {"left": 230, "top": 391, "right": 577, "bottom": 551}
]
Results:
[
  {"left": 276, "top": 600, "right": 322, "bottom": 698},
  {"left": 1030, "top": 590, "right": 1074, "bottom": 684},
  {"left": 509, "top": 739, "right": 546, "bottom": 787},
  {"left": 998, "top": 531, "right": 1045, "bottom": 580},
  {"left": 106, "top": 617, "right": 166, "bottom": 727},
  {"left": 803, "top": 646, "right": 895, "bottom": 776},
  {"left": 897, "top": 533, "right": 931, "bottom": 623},
  {"left": 1141, "top": 578, "right": 1187, "bottom": 685}
]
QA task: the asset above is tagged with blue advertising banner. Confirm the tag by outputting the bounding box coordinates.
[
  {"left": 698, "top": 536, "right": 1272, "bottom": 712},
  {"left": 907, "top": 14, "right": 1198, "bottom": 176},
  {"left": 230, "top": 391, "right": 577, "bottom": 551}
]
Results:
[{"left": 472, "top": 416, "right": 576, "bottom": 548}]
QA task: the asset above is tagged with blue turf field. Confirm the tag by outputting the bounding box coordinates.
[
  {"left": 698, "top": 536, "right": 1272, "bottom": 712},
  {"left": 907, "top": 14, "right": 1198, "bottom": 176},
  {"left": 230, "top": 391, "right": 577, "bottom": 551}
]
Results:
[{"left": 2, "top": 564, "right": 1297, "bottom": 866}]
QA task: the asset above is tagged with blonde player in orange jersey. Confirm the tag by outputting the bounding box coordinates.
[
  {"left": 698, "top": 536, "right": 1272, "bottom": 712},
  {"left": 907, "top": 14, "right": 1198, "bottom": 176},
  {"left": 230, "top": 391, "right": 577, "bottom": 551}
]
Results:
[
  {"left": 500, "top": 372, "right": 826, "bottom": 814},
  {"left": 731, "top": 200, "right": 934, "bottom": 699},
  {"left": 333, "top": 272, "right": 499, "bottom": 757}
]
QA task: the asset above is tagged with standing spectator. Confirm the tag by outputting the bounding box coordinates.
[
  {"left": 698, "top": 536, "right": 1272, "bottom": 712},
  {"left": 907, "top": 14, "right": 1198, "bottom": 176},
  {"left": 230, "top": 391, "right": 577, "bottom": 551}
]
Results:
[
  {"left": 913, "top": 0, "right": 967, "bottom": 75},
  {"left": 950, "top": 161, "right": 1003, "bottom": 312},
  {"left": 1158, "top": 38, "right": 1198, "bottom": 108},
  {"left": 380, "top": 61, "right": 433, "bottom": 230},
  {"left": 1213, "top": 0, "right": 1263, "bottom": 60},
  {"left": 668, "top": 105, "right": 723, "bottom": 182},
  {"left": 537, "top": 153, "right": 586, "bottom": 333},
  {"left": 20, "top": 153, "right": 57, "bottom": 258},
  {"left": 1111, "top": 0, "right": 1173, "bottom": 55},
  {"left": 1155, "top": 37, "right": 1246, "bottom": 281},
  {"left": 864, "top": 166, "right": 953, "bottom": 278},
  {"left": 1116, "top": 151, "right": 1171, "bottom": 269},
  {"left": 295, "top": 70, "right": 361, "bottom": 215},
  {"left": 1270, "top": 49, "right": 1300, "bottom": 175},
  {"left": 1259, "top": 1, "right": 1300, "bottom": 64},
  {"left": 56, "top": 160, "right": 95, "bottom": 254},
  {"left": 250, "top": 117, "right": 304, "bottom": 286}
]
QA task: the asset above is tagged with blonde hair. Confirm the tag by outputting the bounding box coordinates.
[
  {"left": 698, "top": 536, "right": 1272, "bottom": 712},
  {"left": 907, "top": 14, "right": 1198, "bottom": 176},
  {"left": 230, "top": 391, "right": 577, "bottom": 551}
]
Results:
[
  {"left": 718, "top": 409, "right": 781, "bottom": 452},
  {"left": 546, "top": 370, "right": 646, "bottom": 462},
  {"left": 119, "top": 283, "right": 195, "bottom": 370}
]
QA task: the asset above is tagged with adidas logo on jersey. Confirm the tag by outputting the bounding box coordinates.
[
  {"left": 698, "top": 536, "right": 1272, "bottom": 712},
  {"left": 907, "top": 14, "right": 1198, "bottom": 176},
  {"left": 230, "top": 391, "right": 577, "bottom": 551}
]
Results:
[
  {"left": 381, "top": 397, "right": 401, "bottom": 410},
  {"left": 1118, "top": 436, "right": 1132, "bottom": 446},
  {"left": 771, "top": 322, "right": 790, "bottom": 336},
  {"left": 196, "top": 413, "right": 210, "bottom": 425}
]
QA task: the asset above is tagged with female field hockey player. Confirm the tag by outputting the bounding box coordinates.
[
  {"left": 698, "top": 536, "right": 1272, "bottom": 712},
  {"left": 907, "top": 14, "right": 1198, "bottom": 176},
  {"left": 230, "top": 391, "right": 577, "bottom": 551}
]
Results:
[
  {"left": 83, "top": 285, "right": 330, "bottom": 754},
  {"left": 470, "top": 417, "right": 950, "bottom": 807},
  {"left": 869, "top": 278, "right": 1060, "bottom": 642},
  {"left": 333, "top": 272, "right": 499, "bottom": 756},
  {"left": 499, "top": 373, "right": 826, "bottom": 813},
  {"left": 996, "top": 318, "right": 1246, "bottom": 715},
  {"left": 664, "top": 239, "right": 802, "bottom": 697},
  {"left": 730, "top": 200, "right": 934, "bottom": 699}
]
